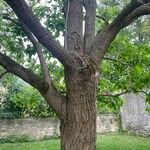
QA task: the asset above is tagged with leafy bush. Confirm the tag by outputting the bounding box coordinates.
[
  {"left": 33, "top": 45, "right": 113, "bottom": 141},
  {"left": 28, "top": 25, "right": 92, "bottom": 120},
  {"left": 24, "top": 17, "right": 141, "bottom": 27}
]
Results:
[{"left": 0, "top": 78, "right": 56, "bottom": 118}]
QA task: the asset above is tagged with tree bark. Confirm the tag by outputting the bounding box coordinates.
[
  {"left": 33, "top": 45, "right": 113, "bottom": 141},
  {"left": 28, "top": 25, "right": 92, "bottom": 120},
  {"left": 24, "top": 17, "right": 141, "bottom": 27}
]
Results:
[
  {"left": 83, "top": 0, "right": 96, "bottom": 54},
  {"left": 64, "top": 0, "right": 83, "bottom": 53},
  {"left": 2, "top": 0, "right": 150, "bottom": 150},
  {"left": 60, "top": 59, "right": 99, "bottom": 150}
]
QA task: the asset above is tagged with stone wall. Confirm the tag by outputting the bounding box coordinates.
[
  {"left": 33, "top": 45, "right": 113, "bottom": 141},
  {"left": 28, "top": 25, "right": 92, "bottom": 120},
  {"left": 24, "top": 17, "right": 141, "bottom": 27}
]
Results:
[
  {"left": 97, "top": 114, "right": 118, "bottom": 133},
  {"left": 121, "top": 93, "right": 150, "bottom": 136},
  {"left": 0, "top": 117, "right": 60, "bottom": 139},
  {"left": 1, "top": 93, "right": 149, "bottom": 139},
  {"left": 0, "top": 114, "right": 118, "bottom": 140}
]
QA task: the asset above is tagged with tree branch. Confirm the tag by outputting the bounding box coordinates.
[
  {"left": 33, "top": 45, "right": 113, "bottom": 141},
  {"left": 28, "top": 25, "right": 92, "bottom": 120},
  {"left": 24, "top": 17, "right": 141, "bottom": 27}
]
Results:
[
  {"left": 83, "top": 0, "right": 96, "bottom": 53},
  {"left": 3, "top": 15, "right": 52, "bottom": 84},
  {"left": 90, "top": 0, "right": 150, "bottom": 63},
  {"left": 0, "top": 71, "right": 8, "bottom": 79},
  {"left": 110, "top": 0, "right": 144, "bottom": 27},
  {"left": 122, "top": 3, "right": 150, "bottom": 28},
  {"left": 99, "top": 91, "right": 129, "bottom": 97},
  {"left": 64, "top": 0, "right": 83, "bottom": 53},
  {"left": 99, "top": 89, "right": 149, "bottom": 97},
  {"left": 2, "top": 2, "right": 68, "bottom": 119},
  {"left": 3, "top": 0, "right": 74, "bottom": 67},
  {"left": 103, "top": 57, "right": 128, "bottom": 65},
  {"left": 3, "top": 15, "right": 18, "bottom": 24},
  {"left": 19, "top": 20, "right": 51, "bottom": 84},
  {"left": 133, "top": 89, "right": 149, "bottom": 96},
  {"left": 17, "top": 21, "right": 67, "bottom": 119},
  {"left": 0, "top": 52, "right": 66, "bottom": 119},
  {"left": 0, "top": 52, "right": 47, "bottom": 92}
]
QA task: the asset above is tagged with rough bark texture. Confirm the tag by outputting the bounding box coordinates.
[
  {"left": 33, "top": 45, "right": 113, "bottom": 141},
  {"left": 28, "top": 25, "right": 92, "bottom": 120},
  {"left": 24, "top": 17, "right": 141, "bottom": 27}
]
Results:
[
  {"left": 83, "top": 0, "right": 96, "bottom": 54},
  {"left": 64, "top": 0, "right": 83, "bottom": 53},
  {"left": 60, "top": 59, "right": 99, "bottom": 150},
  {"left": 1, "top": 0, "right": 150, "bottom": 150}
]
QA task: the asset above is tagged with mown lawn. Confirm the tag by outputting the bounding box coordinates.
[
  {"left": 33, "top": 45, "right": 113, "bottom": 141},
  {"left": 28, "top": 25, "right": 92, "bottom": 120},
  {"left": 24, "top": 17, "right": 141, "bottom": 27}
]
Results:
[{"left": 0, "top": 134, "right": 150, "bottom": 150}]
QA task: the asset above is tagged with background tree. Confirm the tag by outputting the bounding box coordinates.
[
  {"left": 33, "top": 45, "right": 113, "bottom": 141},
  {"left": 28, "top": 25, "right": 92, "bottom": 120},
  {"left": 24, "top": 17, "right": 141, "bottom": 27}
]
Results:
[{"left": 0, "top": 0, "right": 150, "bottom": 150}]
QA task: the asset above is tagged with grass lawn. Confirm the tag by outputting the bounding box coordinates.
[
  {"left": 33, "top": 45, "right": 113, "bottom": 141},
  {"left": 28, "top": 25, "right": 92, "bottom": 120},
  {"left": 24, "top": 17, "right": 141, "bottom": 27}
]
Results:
[{"left": 0, "top": 134, "right": 150, "bottom": 150}]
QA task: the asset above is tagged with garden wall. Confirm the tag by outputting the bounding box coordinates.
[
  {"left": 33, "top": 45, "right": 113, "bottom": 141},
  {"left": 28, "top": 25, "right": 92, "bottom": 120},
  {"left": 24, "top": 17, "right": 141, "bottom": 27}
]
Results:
[{"left": 0, "top": 114, "right": 118, "bottom": 140}]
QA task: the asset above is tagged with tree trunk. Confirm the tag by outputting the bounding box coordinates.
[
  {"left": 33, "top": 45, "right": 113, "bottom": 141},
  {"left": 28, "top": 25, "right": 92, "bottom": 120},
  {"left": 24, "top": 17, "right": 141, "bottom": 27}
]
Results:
[{"left": 60, "top": 61, "right": 99, "bottom": 150}]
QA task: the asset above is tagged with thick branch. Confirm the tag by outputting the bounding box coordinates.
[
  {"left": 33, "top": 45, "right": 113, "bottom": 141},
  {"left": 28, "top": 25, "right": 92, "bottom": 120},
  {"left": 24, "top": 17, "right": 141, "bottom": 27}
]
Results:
[
  {"left": 3, "top": 0, "right": 74, "bottom": 67},
  {"left": 110, "top": 0, "right": 143, "bottom": 27},
  {"left": 90, "top": 0, "right": 150, "bottom": 63},
  {"left": 83, "top": 0, "right": 96, "bottom": 53},
  {"left": 89, "top": 27, "right": 120, "bottom": 63},
  {"left": 0, "top": 71, "right": 7, "bottom": 78},
  {"left": 0, "top": 52, "right": 66, "bottom": 119},
  {"left": 109, "top": 0, "right": 150, "bottom": 30},
  {"left": 122, "top": 3, "right": 150, "bottom": 28},
  {"left": 0, "top": 52, "right": 48, "bottom": 92},
  {"left": 64, "top": 0, "right": 83, "bottom": 53}
]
